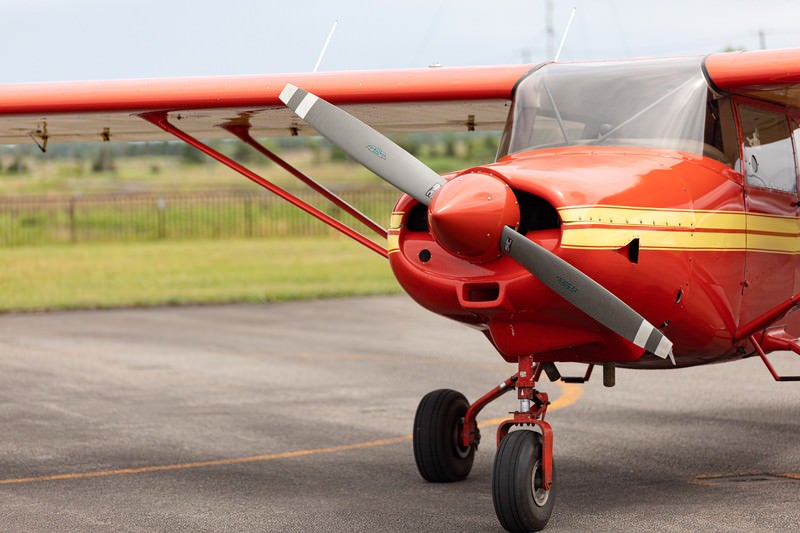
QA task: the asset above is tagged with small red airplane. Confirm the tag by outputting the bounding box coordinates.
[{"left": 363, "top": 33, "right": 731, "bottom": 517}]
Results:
[{"left": 2, "top": 48, "right": 800, "bottom": 531}]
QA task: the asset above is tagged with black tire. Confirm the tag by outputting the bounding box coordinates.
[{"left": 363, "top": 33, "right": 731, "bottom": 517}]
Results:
[
  {"left": 492, "top": 430, "right": 556, "bottom": 532},
  {"left": 413, "top": 389, "right": 475, "bottom": 482}
]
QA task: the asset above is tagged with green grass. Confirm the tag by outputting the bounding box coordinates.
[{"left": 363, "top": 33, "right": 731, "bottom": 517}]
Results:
[
  {"left": 0, "top": 155, "right": 388, "bottom": 196},
  {"left": 0, "top": 237, "right": 402, "bottom": 313},
  {"left": 0, "top": 140, "right": 500, "bottom": 312}
]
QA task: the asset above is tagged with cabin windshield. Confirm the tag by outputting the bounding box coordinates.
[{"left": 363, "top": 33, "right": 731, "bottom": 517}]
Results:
[{"left": 497, "top": 57, "right": 708, "bottom": 158}]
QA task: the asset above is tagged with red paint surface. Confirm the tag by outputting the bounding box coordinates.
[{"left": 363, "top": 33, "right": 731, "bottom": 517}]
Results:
[
  {"left": 705, "top": 48, "right": 800, "bottom": 91},
  {"left": 428, "top": 172, "right": 520, "bottom": 263},
  {"left": 389, "top": 146, "right": 794, "bottom": 367}
]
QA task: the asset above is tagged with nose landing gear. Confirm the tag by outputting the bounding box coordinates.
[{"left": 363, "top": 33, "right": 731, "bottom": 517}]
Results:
[{"left": 412, "top": 354, "right": 556, "bottom": 532}]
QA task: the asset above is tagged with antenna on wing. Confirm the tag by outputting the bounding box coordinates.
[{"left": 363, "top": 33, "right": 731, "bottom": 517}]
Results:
[
  {"left": 553, "top": 7, "right": 577, "bottom": 62},
  {"left": 313, "top": 20, "right": 339, "bottom": 73}
]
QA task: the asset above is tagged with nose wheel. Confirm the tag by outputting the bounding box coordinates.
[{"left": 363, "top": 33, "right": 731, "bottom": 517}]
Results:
[{"left": 493, "top": 430, "right": 556, "bottom": 532}]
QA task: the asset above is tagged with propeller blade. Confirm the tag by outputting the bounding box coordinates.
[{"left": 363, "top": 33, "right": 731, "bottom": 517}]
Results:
[
  {"left": 279, "top": 84, "right": 445, "bottom": 206},
  {"left": 280, "top": 85, "right": 672, "bottom": 363},
  {"left": 500, "top": 226, "right": 674, "bottom": 363}
]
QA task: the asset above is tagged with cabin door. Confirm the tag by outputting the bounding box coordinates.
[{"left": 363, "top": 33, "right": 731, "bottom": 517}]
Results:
[{"left": 737, "top": 102, "right": 800, "bottom": 328}]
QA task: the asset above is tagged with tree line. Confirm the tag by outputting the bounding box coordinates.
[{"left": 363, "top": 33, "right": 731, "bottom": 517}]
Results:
[{"left": 0, "top": 132, "right": 501, "bottom": 176}]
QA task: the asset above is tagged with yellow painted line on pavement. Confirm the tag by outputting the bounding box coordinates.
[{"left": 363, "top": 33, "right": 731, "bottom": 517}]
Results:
[
  {"left": 0, "top": 382, "right": 583, "bottom": 486},
  {"left": 0, "top": 436, "right": 410, "bottom": 485}
]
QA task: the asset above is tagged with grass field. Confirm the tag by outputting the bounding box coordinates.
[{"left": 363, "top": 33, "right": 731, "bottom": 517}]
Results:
[
  {"left": 0, "top": 237, "right": 402, "bottom": 313},
  {"left": 0, "top": 138, "right": 499, "bottom": 311}
]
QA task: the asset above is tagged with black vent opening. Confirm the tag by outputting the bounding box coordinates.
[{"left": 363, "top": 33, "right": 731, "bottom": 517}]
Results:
[
  {"left": 515, "top": 191, "right": 561, "bottom": 234},
  {"left": 406, "top": 202, "right": 429, "bottom": 232}
]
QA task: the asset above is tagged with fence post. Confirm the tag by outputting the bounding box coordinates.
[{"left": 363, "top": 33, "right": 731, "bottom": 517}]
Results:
[
  {"left": 244, "top": 192, "right": 253, "bottom": 238},
  {"left": 157, "top": 196, "right": 166, "bottom": 239},
  {"left": 69, "top": 196, "right": 77, "bottom": 243}
]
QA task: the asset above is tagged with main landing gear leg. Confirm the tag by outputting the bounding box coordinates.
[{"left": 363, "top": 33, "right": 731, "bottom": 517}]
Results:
[{"left": 412, "top": 354, "right": 555, "bottom": 532}]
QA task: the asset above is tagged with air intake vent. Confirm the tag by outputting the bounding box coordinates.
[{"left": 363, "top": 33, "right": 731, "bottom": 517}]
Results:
[
  {"left": 406, "top": 202, "right": 429, "bottom": 232},
  {"left": 463, "top": 283, "right": 500, "bottom": 302},
  {"left": 515, "top": 191, "right": 560, "bottom": 234}
]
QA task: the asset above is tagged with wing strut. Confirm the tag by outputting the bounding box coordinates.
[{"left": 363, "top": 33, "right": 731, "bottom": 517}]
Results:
[
  {"left": 749, "top": 332, "right": 800, "bottom": 382},
  {"left": 139, "top": 111, "right": 389, "bottom": 258}
]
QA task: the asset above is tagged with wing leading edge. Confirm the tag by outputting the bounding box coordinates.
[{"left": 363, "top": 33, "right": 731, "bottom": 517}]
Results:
[{"left": 0, "top": 65, "right": 534, "bottom": 145}]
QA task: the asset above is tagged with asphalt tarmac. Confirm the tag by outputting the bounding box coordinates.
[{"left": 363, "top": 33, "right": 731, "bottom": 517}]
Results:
[{"left": 0, "top": 296, "right": 798, "bottom": 532}]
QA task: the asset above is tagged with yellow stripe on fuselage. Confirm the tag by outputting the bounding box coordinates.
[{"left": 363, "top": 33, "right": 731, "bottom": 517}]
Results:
[
  {"left": 390, "top": 212, "right": 405, "bottom": 230},
  {"left": 558, "top": 205, "right": 800, "bottom": 254},
  {"left": 387, "top": 211, "right": 404, "bottom": 254},
  {"left": 387, "top": 234, "right": 400, "bottom": 254}
]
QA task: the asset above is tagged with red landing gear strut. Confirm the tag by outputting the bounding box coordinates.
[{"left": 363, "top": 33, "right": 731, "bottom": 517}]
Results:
[
  {"left": 412, "top": 354, "right": 556, "bottom": 532},
  {"left": 460, "top": 354, "right": 554, "bottom": 488}
]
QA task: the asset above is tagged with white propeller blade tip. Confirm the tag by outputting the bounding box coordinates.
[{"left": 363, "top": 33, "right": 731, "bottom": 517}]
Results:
[
  {"left": 653, "top": 338, "right": 675, "bottom": 365},
  {"left": 279, "top": 84, "right": 299, "bottom": 105},
  {"left": 280, "top": 84, "right": 318, "bottom": 119}
]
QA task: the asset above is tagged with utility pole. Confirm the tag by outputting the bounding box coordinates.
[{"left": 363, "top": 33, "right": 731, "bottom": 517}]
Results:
[{"left": 546, "top": 0, "right": 555, "bottom": 59}]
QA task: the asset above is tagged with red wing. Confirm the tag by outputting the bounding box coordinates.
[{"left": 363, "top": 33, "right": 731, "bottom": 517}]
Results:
[
  {"left": 0, "top": 65, "right": 533, "bottom": 144},
  {"left": 704, "top": 48, "right": 800, "bottom": 107}
]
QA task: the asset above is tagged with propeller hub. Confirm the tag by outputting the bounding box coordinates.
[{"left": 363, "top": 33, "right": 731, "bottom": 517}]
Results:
[{"left": 428, "top": 172, "right": 520, "bottom": 263}]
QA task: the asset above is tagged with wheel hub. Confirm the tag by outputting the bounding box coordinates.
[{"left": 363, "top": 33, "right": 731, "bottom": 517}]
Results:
[{"left": 531, "top": 459, "right": 551, "bottom": 506}]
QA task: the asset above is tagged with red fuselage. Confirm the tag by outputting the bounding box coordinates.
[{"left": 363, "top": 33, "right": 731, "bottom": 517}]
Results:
[{"left": 389, "top": 146, "right": 799, "bottom": 368}]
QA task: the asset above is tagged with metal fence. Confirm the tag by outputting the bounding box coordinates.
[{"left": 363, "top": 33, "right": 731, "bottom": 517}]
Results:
[{"left": 0, "top": 188, "right": 399, "bottom": 246}]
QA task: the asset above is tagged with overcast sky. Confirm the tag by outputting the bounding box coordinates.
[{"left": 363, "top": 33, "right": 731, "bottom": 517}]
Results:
[{"left": 2, "top": 0, "right": 799, "bottom": 82}]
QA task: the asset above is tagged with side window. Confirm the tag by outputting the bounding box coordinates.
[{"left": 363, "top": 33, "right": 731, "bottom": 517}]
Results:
[
  {"left": 738, "top": 104, "right": 797, "bottom": 193},
  {"left": 704, "top": 95, "right": 738, "bottom": 167}
]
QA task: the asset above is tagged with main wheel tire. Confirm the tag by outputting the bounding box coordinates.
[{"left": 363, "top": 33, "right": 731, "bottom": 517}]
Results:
[
  {"left": 413, "top": 389, "right": 474, "bottom": 482},
  {"left": 492, "top": 430, "right": 556, "bottom": 532}
]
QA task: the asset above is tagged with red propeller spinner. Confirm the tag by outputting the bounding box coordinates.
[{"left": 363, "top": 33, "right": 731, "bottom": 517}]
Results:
[{"left": 427, "top": 172, "right": 520, "bottom": 264}]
